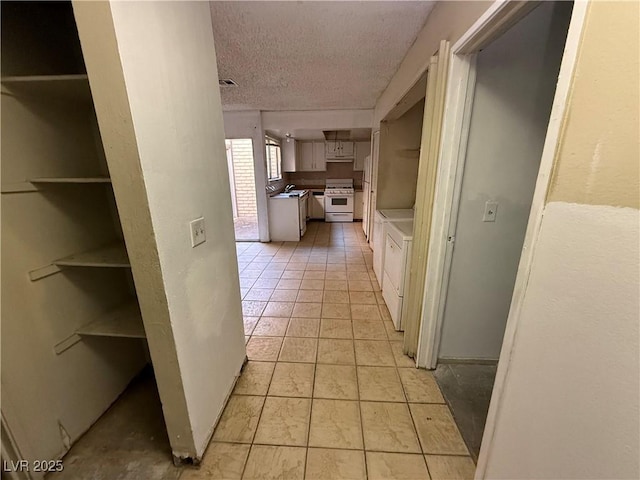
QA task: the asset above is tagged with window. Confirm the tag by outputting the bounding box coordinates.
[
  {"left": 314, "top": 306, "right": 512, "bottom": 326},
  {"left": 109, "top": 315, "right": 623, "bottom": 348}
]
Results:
[{"left": 265, "top": 136, "right": 282, "bottom": 181}]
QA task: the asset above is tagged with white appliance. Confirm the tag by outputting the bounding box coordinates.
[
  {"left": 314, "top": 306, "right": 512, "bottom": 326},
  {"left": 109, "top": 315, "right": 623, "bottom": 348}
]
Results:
[
  {"left": 325, "top": 179, "right": 354, "bottom": 222},
  {"left": 268, "top": 190, "right": 309, "bottom": 241},
  {"left": 382, "top": 220, "right": 414, "bottom": 330},
  {"left": 362, "top": 155, "right": 371, "bottom": 237},
  {"left": 372, "top": 209, "right": 414, "bottom": 285}
]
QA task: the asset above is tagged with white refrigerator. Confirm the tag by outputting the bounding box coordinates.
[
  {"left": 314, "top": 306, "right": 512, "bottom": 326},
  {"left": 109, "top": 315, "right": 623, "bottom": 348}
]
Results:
[{"left": 362, "top": 155, "right": 371, "bottom": 238}]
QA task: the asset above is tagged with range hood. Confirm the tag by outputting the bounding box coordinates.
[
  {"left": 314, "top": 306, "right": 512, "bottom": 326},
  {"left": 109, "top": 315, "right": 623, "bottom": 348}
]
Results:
[
  {"left": 323, "top": 130, "right": 351, "bottom": 141},
  {"left": 324, "top": 130, "right": 355, "bottom": 162}
]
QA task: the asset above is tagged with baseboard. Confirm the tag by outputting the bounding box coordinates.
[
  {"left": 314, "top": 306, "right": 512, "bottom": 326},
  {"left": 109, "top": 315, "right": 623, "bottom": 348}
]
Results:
[{"left": 438, "top": 357, "right": 498, "bottom": 365}]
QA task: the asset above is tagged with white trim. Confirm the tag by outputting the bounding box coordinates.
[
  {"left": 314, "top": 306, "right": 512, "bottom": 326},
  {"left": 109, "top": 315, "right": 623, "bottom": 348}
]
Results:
[
  {"left": 453, "top": 0, "right": 513, "bottom": 53},
  {"left": 416, "top": 53, "right": 477, "bottom": 369},
  {"left": 416, "top": 0, "right": 541, "bottom": 369},
  {"left": 475, "top": 2, "right": 589, "bottom": 476}
]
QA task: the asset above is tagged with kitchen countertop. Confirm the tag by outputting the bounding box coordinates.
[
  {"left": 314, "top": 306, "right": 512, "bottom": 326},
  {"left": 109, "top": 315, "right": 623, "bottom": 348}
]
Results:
[
  {"left": 284, "top": 185, "right": 363, "bottom": 192},
  {"left": 270, "top": 189, "right": 309, "bottom": 199}
]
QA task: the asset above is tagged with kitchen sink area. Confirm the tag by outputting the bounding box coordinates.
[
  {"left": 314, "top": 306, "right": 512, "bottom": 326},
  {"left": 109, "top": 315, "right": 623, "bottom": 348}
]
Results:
[{"left": 268, "top": 189, "right": 309, "bottom": 241}]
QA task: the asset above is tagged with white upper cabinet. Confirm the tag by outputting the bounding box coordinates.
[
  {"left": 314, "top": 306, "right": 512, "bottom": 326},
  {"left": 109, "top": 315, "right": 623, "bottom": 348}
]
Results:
[
  {"left": 354, "top": 141, "right": 371, "bottom": 171},
  {"left": 313, "top": 141, "right": 326, "bottom": 171},
  {"left": 299, "top": 142, "right": 314, "bottom": 171},
  {"left": 282, "top": 138, "right": 297, "bottom": 172},
  {"left": 297, "top": 141, "right": 326, "bottom": 171},
  {"left": 325, "top": 140, "right": 355, "bottom": 158},
  {"left": 340, "top": 141, "right": 354, "bottom": 158}
]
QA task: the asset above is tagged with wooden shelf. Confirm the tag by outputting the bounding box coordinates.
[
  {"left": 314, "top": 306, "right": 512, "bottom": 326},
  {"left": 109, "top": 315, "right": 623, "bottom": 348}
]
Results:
[
  {"left": 1, "top": 74, "right": 91, "bottom": 103},
  {"left": 54, "top": 243, "right": 130, "bottom": 268},
  {"left": 1, "top": 74, "right": 88, "bottom": 83},
  {"left": 30, "top": 177, "right": 111, "bottom": 184},
  {"left": 76, "top": 302, "right": 146, "bottom": 339}
]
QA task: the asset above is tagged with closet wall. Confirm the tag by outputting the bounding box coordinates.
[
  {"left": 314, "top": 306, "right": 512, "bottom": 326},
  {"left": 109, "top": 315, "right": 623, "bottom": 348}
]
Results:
[
  {"left": 2, "top": 0, "right": 246, "bottom": 466},
  {"left": 1, "top": 1, "right": 146, "bottom": 467},
  {"left": 376, "top": 99, "right": 425, "bottom": 209},
  {"left": 73, "top": 0, "right": 247, "bottom": 459}
]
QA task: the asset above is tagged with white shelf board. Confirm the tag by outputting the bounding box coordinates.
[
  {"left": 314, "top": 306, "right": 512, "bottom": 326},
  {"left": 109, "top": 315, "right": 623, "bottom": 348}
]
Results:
[
  {"left": 1, "top": 74, "right": 91, "bottom": 102},
  {"left": 76, "top": 303, "right": 146, "bottom": 339},
  {"left": 30, "top": 177, "right": 111, "bottom": 184},
  {"left": 53, "top": 243, "right": 130, "bottom": 268},
  {"left": 1, "top": 74, "right": 89, "bottom": 83}
]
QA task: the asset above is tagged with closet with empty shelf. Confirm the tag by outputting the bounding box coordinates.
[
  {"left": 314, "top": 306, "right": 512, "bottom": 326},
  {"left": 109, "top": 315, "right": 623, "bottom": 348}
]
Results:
[{"left": 1, "top": 0, "right": 162, "bottom": 466}]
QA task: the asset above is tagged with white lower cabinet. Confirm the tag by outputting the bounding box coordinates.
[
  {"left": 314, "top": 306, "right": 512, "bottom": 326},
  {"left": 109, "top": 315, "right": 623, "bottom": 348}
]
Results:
[
  {"left": 310, "top": 191, "right": 325, "bottom": 219},
  {"left": 354, "top": 191, "right": 364, "bottom": 220},
  {"left": 381, "top": 220, "right": 414, "bottom": 331},
  {"left": 269, "top": 194, "right": 308, "bottom": 241}
]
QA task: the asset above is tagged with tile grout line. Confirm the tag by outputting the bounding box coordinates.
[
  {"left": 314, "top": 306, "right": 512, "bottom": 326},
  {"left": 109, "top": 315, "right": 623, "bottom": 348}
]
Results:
[
  {"left": 237, "top": 341, "right": 279, "bottom": 480},
  {"left": 351, "top": 315, "right": 369, "bottom": 480},
  {"left": 241, "top": 241, "right": 286, "bottom": 480},
  {"left": 393, "top": 332, "right": 433, "bottom": 477},
  {"left": 302, "top": 308, "right": 320, "bottom": 479}
]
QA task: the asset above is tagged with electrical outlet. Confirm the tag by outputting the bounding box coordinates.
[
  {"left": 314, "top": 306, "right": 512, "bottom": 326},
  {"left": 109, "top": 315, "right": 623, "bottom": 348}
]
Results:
[
  {"left": 483, "top": 201, "right": 498, "bottom": 222},
  {"left": 189, "top": 217, "right": 206, "bottom": 247}
]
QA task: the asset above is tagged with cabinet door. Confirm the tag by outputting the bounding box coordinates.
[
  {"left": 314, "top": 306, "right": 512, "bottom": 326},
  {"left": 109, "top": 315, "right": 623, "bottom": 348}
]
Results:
[
  {"left": 312, "top": 194, "right": 324, "bottom": 219},
  {"left": 312, "top": 142, "right": 326, "bottom": 171},
  {"left": 299, "top": 142, "right": 314, "bottom": 171},
  {"left": 354, "top": 191, "right": 363, "bottom": 219},
  {"left": 339, "top": 141, "right": 354, "bottom": 157},
  {"left": 282, "top": 139, "right": 297, "bottom": 172},
  {"left": 325, "top": 141, "right": 337, "bottom": 158},
  {"left": 354, "top": 142, "right": 370, "bottom": 171}
]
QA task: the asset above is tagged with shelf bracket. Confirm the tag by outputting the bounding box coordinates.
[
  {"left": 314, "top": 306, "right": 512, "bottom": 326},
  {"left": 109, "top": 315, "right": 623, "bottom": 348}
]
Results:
[
  {"left": 53, "top": 333, "right": 82, "bottom": 355},
  {"left": 28, "top": 263, "right": 63, "bottom": 282}
]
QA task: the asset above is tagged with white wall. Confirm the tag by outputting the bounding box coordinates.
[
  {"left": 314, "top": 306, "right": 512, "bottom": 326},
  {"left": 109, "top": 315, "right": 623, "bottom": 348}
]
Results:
[
  {"left": 74, "top": 0, "right": 246, "bottom": 460},
  {"left": 223, "top": 111, "right": 270, "bottom": 241},
  {"left": 439, "top": 2, "right": 571, "bottom": 360},
  {"left": 484, "top": 203, "right": 640, "bottom": 479},
  {"left": 377, "top": 99, "right": 424, "bottom": 209}
]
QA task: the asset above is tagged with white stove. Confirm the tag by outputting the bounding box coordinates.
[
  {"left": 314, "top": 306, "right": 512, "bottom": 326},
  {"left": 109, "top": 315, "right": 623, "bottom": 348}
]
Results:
[{"left": 325, "top": 179, "right": 354, "bottom": 222}]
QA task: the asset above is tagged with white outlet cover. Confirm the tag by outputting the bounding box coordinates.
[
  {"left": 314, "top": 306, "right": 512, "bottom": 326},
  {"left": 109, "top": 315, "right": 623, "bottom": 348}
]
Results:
[
  {"left": 190, "top": 217, "right": 206, "bottom": 247},
  {"left": 483, "top": 201, "right": 498, "bottom": 222}
]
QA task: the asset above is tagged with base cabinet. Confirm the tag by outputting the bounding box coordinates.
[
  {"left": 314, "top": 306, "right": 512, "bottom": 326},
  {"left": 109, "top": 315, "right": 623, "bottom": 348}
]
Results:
[
  {"left": 354, "top": 191, "right": 364, "bottom": 220},
  {"left": 310, "top": 191, "right": 325, "bottom": 219}
]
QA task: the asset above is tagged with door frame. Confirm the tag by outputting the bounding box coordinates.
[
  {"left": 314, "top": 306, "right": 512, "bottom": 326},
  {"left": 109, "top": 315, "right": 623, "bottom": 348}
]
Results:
[
  {"left": 367, "top": 129, "right": 380, "bottom": 242},
  {"left": 416, "top": 0, "right": 544, "bottom": 368},
  {"left": 225, "top": 137, "right": 262, "bottom": 242},
  {"left": 225, "top": 140, "right": 239, "bottom": 218},
  {"left": 411, "top": 0, "right": 588, "bottom": 474}
]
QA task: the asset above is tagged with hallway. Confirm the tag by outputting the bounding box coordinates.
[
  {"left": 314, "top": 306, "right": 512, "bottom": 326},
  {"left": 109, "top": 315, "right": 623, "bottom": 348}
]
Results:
[{"left": 186, "top": 222, "right": 475, "bottom": 479}]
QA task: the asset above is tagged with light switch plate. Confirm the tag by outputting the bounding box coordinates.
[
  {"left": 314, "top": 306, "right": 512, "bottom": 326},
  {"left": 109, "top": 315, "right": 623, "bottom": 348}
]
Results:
[
  {"left": 190, "top": 217, "right": 206, "bottom": 247},
  {"left": 483, "top": 201, "right": 498, "bottom": 222}
]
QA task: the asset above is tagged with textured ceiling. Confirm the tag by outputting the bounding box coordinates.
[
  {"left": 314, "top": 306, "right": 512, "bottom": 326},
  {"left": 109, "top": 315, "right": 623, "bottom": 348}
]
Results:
[{"left": 210, "top": 1, "right": 435, "bottom": 111}]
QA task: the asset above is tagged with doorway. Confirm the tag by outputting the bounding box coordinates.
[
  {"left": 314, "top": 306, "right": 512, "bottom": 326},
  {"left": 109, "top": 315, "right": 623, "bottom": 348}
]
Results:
[
  {"left": 225, "top": 139, "right": 259, "bottom": 241},
  {"left": 418, "top": 0, "right": 576, "bottom": 461}
]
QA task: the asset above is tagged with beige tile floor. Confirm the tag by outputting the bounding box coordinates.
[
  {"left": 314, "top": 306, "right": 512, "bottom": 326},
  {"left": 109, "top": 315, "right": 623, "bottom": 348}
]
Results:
[{"left": 182, "top": 222, "right": 475, "bottom": 480}]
